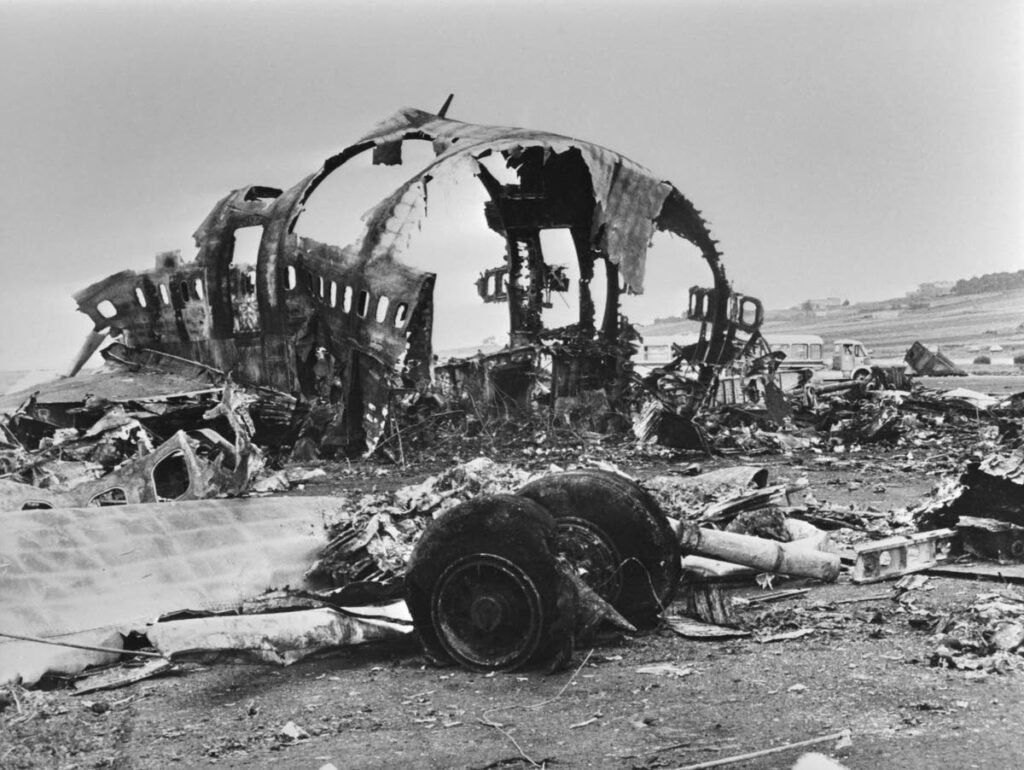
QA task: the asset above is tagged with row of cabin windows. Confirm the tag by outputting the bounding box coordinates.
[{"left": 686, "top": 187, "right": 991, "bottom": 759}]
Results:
[
  {"left": 124, "top": 278, "right": 208, "bottom": 313},
  {"left": 100, "top": 269, "right": 410, "bottom": 330},
  {"left": 294, "top": 266, "right": 410, "bottom": 329}
]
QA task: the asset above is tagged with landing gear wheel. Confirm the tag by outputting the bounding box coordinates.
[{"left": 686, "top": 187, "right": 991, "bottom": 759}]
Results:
[
  {"left": 406, "top": 494, "right": 575, "bottom": 672},
  {"left": 517, "top": 469, "right": 681, "bottom": 627}
]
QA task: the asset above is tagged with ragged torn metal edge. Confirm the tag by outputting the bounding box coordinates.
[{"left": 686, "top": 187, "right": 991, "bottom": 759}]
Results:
[
  {"left": 755, "top": 628, "right": 816, "bottom": 644},
  {"left": 72, "top": 658, "right": 177, "bottom": 696},
  {"left": 664, "top": 615, "right": 751, "bottom": 639},
  {"left": 147, "top": 605, "right": 412, "bottom": 666}
]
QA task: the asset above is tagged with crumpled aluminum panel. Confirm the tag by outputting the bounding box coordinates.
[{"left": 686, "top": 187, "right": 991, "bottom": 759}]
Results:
[{"left": 0, "top": 496, "right": 336, "bottom": 683}]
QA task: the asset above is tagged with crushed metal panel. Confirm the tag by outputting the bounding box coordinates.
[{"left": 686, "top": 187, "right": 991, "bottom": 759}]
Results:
[
  {"left": 852, "top": 529, "right": 957, "bottom": 583},
  {"left": 0, "top": 377, "right": 265, "bottom": 509},
  {"left": 904, "top": 341, "right": 967, "bottom": 376},
  {"left": 0, "top": 496, "right": 336, "bottom": 684},
  {"left": 915, "top": 451, "right": 1024, "bottom": 530},
  {"left": 958, "top": 516, "right": 1024, "bottom": 563},
  {"left": 148, "top": 606, "right": 411, "bottom": 665},
  {"left": 0, "top": 430, "right": 242, "bottom": 511},
  {"left": 0, "top": 346, "right": 222, "bottom": 416}
]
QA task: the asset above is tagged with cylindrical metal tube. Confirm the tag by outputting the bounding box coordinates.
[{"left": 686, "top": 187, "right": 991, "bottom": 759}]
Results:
[{"left": 678, "top": 523, "right": 840, "bottom": 582}]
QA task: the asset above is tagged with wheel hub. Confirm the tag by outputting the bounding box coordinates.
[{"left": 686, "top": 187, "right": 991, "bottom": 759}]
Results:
[
  {"left": 469, "top": 594, "right": 509, "bottom": 632},
  {"left": 557, "top": 517, "right": 623, "bottom": 603},
  {"left": 431, "top": 554, "right": 544, "bottom": 671}
]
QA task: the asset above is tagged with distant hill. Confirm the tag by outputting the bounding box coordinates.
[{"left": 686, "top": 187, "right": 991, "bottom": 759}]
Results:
[
  {"left": 641, "top": 286, "right": 1024, "bottom": 363},
  {"left": 951, "top": 269, "right": 1024, "bottom": 296}
]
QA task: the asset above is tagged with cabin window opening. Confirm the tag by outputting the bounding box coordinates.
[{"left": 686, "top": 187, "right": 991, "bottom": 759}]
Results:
[
  {"left": 89, "top": 488, "right": 127, "bottom": 506},
  {"left": 153, "top": 451, "right": 190, "bottom": 501},
  {"left": 394, "top": 303, "right": 409, "bottom": 328}
]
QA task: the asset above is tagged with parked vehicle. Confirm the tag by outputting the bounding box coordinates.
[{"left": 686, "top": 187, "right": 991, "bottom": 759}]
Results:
[
  {"left": 635, "top": 334, "right": 696, "bottom": 372},
  {"left": 766, "top": 334, "right": 872, "bottom": 382},
  {"left": 830, "top": 338, "right": 873, "bottom": 379},
  {"left": 767, "top": 334, "right": 827, "bottom": 371}
]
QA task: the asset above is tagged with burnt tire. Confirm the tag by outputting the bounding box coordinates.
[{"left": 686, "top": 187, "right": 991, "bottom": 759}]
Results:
[
  {"left": 517, "top": 469, "right": 681, "bottom": 627},
  {"left": 405, "top": 494, "right": 575, "bottom": 672}
]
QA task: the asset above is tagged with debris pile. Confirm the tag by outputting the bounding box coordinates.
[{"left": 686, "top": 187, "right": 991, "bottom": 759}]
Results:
[
  {"left": 905, "top": 340, "right": 968, "bottom": 377},
  {"left": 691, "top": 380, "right": 1023, "bottom": 464},
  {"left": 0, "top": 351, "right": 311, "bottom": 508},
  {"left": 641, "top": 465, "right": 771, "bottom": 520},
  {"left": 919, "top": 589, "right": 1024, "bottom": 674},
  {"left": 308, "top": 458, "right": 536, "bottom": 587}
]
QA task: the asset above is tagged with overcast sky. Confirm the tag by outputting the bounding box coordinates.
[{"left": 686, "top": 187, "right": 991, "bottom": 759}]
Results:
[{"left": 1, "top": 0, "right": 1021, "bottom": 370}]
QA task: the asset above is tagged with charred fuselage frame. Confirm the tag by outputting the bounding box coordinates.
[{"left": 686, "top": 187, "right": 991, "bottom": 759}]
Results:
[{"left": 71, "top": 107, "right": 760, "bottom": 454}]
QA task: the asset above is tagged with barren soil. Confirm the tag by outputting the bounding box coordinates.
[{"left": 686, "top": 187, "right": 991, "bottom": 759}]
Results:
[{"left": 4, "top": 444, "right": 1024, "bottom": 770}]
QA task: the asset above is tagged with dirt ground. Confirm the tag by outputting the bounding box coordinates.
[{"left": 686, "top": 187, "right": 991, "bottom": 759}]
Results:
[{"left": 4, "top": 440, "right": 1024, "bottom": 768}]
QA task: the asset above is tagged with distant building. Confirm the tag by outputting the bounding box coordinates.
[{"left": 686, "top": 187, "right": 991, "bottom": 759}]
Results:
[{"left": 797, "top": 297, "right": 844, "bottom": 312}]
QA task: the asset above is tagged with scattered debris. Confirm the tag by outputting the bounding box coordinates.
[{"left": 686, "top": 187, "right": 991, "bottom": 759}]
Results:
[
  {"left": 677, "top": 523, "right": 840, "bottom": 582},
  {"left": 732, "top": 588, "right": 811, "bottom": 606},
  {"left": 915, "top": 450, "right": 1024, "bottom": 532},
  {"left": 642, "top": 466, "right": 769, "bottom": 516},
  {"left": 670, "top": 729, "right": 851, "bottom": 770},
  {"left": 957, "top": 516, "right": 1024, "bottom": 563},
  {"left": 636, "top": 663, "right": 695, "bottom": 678},
  {"left": 277, "top": 720, "right": 310, "bottom": 743},
  {"left": 148, "top": 606, "right": 411, "bottom": 665},
  {"left": 308, "top": 458, "right": 534, "bottom": 588},
  {"left": 664, "top": 616, "right": 750, "bottom": 640},
  {"left": 677, "top": 582, "right": 739, "bottom": 627},
  {"left": 852, "top": 529, "right": 956, "bottom": 583},
  {"left": 923, "top": 589, "right": 1024, "bottom": 673},
  {"left": 72, "top": 659, "right": 176, "bottom": 696},
  {"left": 757, "top": 629, "right": 816, "bottom": 644},
  {"left": 905, "top": 341, "right": 967, "bottom": 376}
]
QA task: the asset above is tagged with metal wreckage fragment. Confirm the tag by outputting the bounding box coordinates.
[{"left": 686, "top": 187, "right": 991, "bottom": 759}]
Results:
[
  {"left": 60, "top": 103, "right": 764, "bottom": 458},
  {"left": 0, "top": 363, "right": 272, "bottom": 511}
]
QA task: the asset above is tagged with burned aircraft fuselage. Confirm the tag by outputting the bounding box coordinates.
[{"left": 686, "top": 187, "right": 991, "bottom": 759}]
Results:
[{"left": 72, "top": 107, "right": 760, "bottom": 454}]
